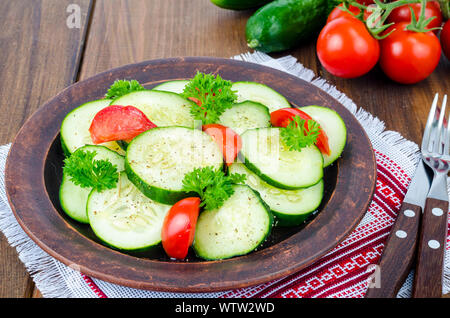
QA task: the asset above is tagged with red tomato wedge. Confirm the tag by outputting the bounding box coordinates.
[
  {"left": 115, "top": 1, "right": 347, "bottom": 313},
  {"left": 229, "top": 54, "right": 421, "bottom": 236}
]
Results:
[
  {"left": 270, "top": 108, "right": 331, "bottom": 156},
  {"left": 89, "top": 105, "right": 156, "bottom": 144},
  {"left": 202, "top": 124, "right": 242, "bottom": 166},
  {"left": 161, "top": 197, "right": 201, "bottom": 260}
]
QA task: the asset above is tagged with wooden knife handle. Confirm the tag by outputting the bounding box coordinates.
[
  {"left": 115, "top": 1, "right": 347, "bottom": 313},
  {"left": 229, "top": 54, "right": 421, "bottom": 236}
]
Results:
[
  {"left": 365, "top": 202, "right": 422, "bottom": 298},
  {"left": 412, "top": 198, "right": 448, "bottom": 298}
]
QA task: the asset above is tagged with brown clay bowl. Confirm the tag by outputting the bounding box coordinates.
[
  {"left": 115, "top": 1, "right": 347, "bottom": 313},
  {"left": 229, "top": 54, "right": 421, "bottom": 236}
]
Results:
[{"left": 5, "top": 57, "right": 376, "bottom": 292}]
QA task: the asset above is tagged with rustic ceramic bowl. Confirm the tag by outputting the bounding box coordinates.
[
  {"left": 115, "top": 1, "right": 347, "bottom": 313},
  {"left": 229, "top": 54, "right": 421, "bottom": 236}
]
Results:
[{"left": 5, "top": 57, "right": 376, "bottom": 292}]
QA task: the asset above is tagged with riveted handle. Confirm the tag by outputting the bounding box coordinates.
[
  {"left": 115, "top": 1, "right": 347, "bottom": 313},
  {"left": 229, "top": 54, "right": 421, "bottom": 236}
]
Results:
[
  {"left": 365, "top": 202, "right": 422, "bottom": 298},
  {"left": 412, "top": 198, "right": 448, "bottom": 298}
]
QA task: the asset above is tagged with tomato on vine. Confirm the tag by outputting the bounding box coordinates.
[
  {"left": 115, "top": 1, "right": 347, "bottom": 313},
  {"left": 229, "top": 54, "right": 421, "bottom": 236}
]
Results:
[
  {"left": 379, "top": 22, "right": 441, "bottom": 84},
  {"left": 317, "top": 16, "right": 380, "bottom": 78}
]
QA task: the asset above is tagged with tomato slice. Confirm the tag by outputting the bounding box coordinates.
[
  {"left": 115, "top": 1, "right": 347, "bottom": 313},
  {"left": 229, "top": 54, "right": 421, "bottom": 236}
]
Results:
[
  {"left": 202, "top": 124, "right": 242, "bottom": 166},
  {"left": 89, "top": 105, "right": 156, "bottom": 144},
  {"left": 161, "top": 197, "right": 201, "bottom": 260},
  {"left": 270, "top": 108, "right": 331, "bottom": 156}
]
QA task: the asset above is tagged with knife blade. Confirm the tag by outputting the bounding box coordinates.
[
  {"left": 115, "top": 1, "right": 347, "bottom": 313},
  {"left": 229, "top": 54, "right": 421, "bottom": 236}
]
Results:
[
  {"left": 403, "top": 160, "right": 433, "bottom": 209},
  {"left": 365, "top": 159, "right": 432, "bottom": 298}
]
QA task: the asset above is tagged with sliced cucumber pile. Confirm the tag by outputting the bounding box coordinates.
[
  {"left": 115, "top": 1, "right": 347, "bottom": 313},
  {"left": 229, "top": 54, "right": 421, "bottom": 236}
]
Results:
[
  {"left": 240, "top": 127, "right": 323, "bottom": 189},
  {"left": 229, "top": 163, "right": 323, "bottom": 226},
  {"left": 111, "top": 90, "right": 196, "bottom": 128},
  {"left": 231, "top": 81, "right": 291, "bottom": 113},
  {"left": 59, "top": 145, "right": 125, "bottom": 224},
  {"left": 58, "top": 75, "right": 348, "bottom": 261},
  {"left": 87, "top": 172, "right": 171, "bottom": 251},
  {"left": 218, "top": 101, "right": 271, "bottom": 135},
  {"left": 300, "top": 106, "right": 347, "bottom": 167},
  {"left": 152, "top": 80, "right": 189, "bottom": 94},
  {"left": 125, "top": 126, "right": 223, "bottom": 204},
  {"left": 60, "top": 99, "right": 123, "bottom": 155},
  {"left": 193, "top": 185, "right": 273, "bottom": 260}
]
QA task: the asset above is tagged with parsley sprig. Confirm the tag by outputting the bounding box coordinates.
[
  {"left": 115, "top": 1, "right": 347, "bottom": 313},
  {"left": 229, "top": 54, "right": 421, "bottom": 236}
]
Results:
[
  {"left": 63, "top": 150, "right": 119, "bottom": 192},
  {"left": 182, "top": 72, "right": 237, "bottom": 125},
  {"left": 281, "top": 116, "right": 321, "bottom": 152},
  {"left": 105, "top": 80, "right": 145, "bottom": 100},
  {"left": 181, "top": 167, "right": 246, "bottom": 211}
]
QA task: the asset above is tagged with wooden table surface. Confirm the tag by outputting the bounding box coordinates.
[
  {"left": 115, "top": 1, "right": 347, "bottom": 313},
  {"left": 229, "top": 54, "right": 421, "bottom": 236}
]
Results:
[{"left": 0, "top": 0, "right": 449, "bottom": 298}]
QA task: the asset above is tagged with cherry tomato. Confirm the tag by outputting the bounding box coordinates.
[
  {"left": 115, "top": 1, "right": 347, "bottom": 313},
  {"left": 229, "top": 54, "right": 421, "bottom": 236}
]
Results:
[
  {"left": 89, "top": 105, "right": 156, "bottom": 144},
  {"left": 388, "top": 1, "right": 443, "bottom": 33},
  {"left": 327, "top": 4, "right": 361, "bottom": 24},
  {"left": 441, "top": 20, "right": 450, "bottom": 61},
  {"left": 270, "top": 108, "right": 331, "bottom": 156},
  {"left": 379, "top": 22, "right": 441, "bottom": 84},
  {"left": 317, "top": 17, "right": 380, "bottom": 79},
  {"left": 202, "top": 124, "right": 242, "bottom": 166},
  {"left": 161, "top": 197, "right": 201, "bottom": 260}
]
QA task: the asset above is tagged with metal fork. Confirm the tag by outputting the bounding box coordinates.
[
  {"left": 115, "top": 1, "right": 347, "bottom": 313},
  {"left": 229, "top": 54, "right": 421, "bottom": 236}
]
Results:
[{"left": 413, "top": 93, "right": 449, "bottom": 298}]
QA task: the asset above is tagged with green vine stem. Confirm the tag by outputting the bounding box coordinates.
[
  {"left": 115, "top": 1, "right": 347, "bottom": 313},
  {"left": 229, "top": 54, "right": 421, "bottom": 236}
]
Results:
[
  {"left": 406, "top": 0, "right": 442, "bottom": 32},
  {"left": 339, "top": 0, "right": 443, "bottom": 39},
  {"left": 438, "top": 0, "right": 450, "bottom": 19}
]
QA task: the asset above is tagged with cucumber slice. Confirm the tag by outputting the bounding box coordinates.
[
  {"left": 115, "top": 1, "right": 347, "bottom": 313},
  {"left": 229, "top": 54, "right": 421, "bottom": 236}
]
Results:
[
  {"left": 229, "top": 163, "right": 323, "bottom": 226},
  {"left": 231, "top": 81, "right": 291, "bottom": 113},
  {"left": 300, "top": 106, "right": 347, "bottom": 167},
  {"left": 59, "top": 145, "right": 125, "bottom": 223},
  {"left": 152, "top": 80, "right": 189, "bottom": 94},
  {"left": 87, "top": 172, "right": 171, "bottom": 251},
  {"left": 240, "top": 127, "right": 323, "bottom": 189},
  {"left": 193, "top": 185, "right": 273, "bottom": 260},
  {"left": 126, "top": 127, "right": 223, "bottom": 204},
  {"left": 110, "top": 90, "right": 196, "bottom": 128},
  {"left": 218, "top": 101, "right": 271, "bottom": 135},
  {"left": 60, "top": 99, "right": 124, "bottom": 155}
]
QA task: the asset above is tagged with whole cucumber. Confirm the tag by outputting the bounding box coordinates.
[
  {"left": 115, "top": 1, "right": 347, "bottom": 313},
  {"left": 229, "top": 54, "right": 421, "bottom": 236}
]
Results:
[
  {"left": 210, "top": 0, "right": 273, "bottom": 10},
  {"left": 246, "top": 0, "right": 335, "bottom": 53}
]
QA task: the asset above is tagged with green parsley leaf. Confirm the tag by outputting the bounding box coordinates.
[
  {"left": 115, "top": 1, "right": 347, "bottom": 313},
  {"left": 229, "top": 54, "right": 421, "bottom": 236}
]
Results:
[
  {"left": 63, "top": 150, "right": 119, "bottom": 192},
  {"left": 181, "top": 72, "right": 237, "bottom": 125},
  {"left": 181, "top": 166, "right": 246, "bottom": 211},
  {"left": 105, "top": 80, "right": 145, "bottom": 100},
  {"left": 281, "top": 116, "right": 320, "bottom": 152}
]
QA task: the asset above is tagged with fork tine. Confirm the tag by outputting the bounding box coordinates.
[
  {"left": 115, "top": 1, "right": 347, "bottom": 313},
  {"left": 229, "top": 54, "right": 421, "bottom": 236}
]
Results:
[
  {"left": 422, "top": 93, "right": 439, "bottom": 152},
  {"left": 443, "top": 95, "right": 449, "bottom": 155},
  {"left": 434, "top": 95, "right": 447, "bottom": 154}
]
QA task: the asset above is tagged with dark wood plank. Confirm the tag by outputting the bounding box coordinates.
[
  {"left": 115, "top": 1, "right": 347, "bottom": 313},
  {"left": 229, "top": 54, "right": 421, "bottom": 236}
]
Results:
[
  {"left": 0, "top": 0, "right": 92, "bottom": 298},
  {"left": 78, "top": 0, "right": 253, "bottom": 78}
]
